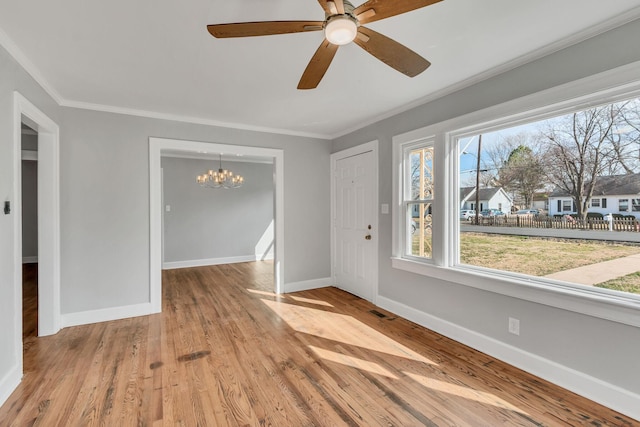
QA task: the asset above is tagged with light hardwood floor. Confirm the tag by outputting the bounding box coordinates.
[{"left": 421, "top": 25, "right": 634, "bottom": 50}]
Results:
[{"left": 1, "top": 261, "right": 637, "bottom": 426}]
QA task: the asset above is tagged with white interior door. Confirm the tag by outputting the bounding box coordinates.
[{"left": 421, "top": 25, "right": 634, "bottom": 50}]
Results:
[{"left": 333, "top": 150, "right": 375, "bottom": 301}]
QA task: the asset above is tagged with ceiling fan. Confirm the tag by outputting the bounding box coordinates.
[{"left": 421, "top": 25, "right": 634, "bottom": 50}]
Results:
[{"left": 207, "top": 0, "right": 442, "bottom": 89}]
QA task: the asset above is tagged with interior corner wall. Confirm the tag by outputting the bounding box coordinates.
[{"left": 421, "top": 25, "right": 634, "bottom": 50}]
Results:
[
  {"left": 161, "top": 157, "right": 274, "bottom": 265},
  {"left": 0, "top": 43, "right": 61, "bottom": 405},
  {"left": 331, "top": 17, "right": 640, "bottom": 408}
]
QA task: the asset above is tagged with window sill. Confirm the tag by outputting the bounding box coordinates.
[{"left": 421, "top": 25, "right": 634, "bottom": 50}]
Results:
[{"left": 391, "top": 257, "right": 640, "bottom": 327}]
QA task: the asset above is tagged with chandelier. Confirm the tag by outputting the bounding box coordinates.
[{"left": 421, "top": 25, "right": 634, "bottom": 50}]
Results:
[{"left": 196, "top": 154, "right": 244, "bottom": 189}]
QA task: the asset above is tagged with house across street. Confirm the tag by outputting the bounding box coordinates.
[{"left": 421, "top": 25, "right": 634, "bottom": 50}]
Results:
[{"left": 548, "top": 172, "right": 640, "bottom": 219}]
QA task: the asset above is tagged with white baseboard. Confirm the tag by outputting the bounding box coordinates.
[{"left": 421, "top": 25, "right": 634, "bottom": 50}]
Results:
[
  {"left": 0, "top": 364, "right": 21, "bottom": 409},
  {"left": 61, "top": 302, "right": 157, "bottom": 328},
  {"left": 22, "top": 256, "right": 38, "bottom": 263},
  {"left": 163, "top": 255, "right": 272, "bottom": 270},
  {"left": 255, "top": 252, "right": 275, "bottom": 262},
  {"left": 376, "top": 295, "right": 640, "bottom": 422},
  {"left": 284, "top": 277, "right": 332, "bottom": 293}
]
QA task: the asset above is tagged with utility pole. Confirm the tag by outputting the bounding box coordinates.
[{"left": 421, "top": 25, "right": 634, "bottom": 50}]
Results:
[{"left": 474, "top": 135, "right": 482, "bottom": 225}]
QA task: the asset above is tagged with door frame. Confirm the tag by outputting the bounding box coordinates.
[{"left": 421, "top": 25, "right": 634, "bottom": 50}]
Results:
[
  {"left": 330, "top": 140, "right": 379, "bottom": 304},
  {"left": 12, "top": 91, "right": 62, "bottom": 346},
  {"left": 149, "top": 137, "right": 285, "bottom": 311}
]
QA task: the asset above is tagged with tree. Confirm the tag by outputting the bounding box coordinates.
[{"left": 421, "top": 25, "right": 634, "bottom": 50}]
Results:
[
  {"left": 539, "top": 101, "right": 636, "bottom": 220},
  {"left": 481, "top": 132, "right": 546, "bottom": 208},
  {"left": 607, "top": 98, "right": 640, "bottom": 174},
  {"left": 499, "top": 145, "right": 545, "bottom": 208}
]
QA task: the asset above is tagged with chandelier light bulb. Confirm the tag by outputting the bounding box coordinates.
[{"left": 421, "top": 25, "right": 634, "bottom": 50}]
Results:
[{"left": 196, "top": 154, "right": 244, "bottom": 189}]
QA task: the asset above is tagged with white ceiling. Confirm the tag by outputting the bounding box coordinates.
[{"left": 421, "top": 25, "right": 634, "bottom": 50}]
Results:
[{"left": 1, "top": 0, "right": 640, "bottom": 139}]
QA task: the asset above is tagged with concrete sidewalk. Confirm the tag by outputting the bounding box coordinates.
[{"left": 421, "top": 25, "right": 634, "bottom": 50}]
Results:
[{"left": 544, "top": 253, "right": 640, "bottom": 285}]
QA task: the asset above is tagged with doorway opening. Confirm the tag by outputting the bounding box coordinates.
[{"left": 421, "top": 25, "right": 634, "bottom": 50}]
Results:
[
  {"left": 149, "top": 138, "right": 285, "bottom": 314},
  {"left": 13, "top": 92, "right": 61, "bottom": 350},
  {"left": 160, "top": 154, "right": 276, "bottom": 292},
  {"left": 21, "top": 123, "right": 39, "bottom": 347}
]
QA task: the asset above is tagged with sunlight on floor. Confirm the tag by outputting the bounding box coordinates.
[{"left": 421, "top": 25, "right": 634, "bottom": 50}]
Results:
[
  {"left": 287, "top": 295, "right": 334, "bottom": 307},
  {"left": 261, "top": 297, "right": 531, "bottom": 416},
  {"left": 247, "top": 289, "right": 281, "bottom": 298},
  {"left": 247, "top": 289, "right": 334, "bottom": 307},
  {"left": 308, "top": 345, "right": 398, "bottom": 379},
  {"left": 404, "top": 372, "right": 528, "bottom": 415},
  {"left": 260, "top": 298, "right": 437, "bottom": 365}
]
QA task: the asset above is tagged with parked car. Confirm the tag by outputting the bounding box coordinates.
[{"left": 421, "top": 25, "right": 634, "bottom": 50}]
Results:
[
  {"left": 515, "top": 209, "right": 539, "bottom": 217},
  {"left": 480, "top": 209, "right": 505, "bottom": 217},
  {"left": 460, "top": 209, "right": 476, "bottom": 220}
]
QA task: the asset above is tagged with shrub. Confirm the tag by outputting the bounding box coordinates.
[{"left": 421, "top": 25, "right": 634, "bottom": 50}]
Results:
[{"left": 586, "top": 212, "right": 603, "bottom": 219}]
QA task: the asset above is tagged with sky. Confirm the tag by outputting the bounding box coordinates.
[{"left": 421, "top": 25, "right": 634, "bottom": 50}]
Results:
[{"left": 458, "top": 121, "right": 539, "bottom": 186}]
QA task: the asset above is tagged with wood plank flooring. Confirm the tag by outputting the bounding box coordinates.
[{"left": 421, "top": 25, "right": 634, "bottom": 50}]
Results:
[{"left": 1, "top": 261, "right": 637, "bottom": 426}]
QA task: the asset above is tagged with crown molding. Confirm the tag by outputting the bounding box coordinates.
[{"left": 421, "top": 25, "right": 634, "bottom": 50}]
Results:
[
  {"left": 61, "top": 99, "right": 332, "bottom": 140},
  {"left": 0, "top": 27, "right": 63, "bottom": 105}
]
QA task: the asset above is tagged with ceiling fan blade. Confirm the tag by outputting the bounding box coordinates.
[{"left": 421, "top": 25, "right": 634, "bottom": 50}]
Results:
[
  {"left": 298, "top": 40, "right": 339, "bottom": 90},
  {"left": 354, "top": 27, "right": 430, "bottom": 77},
  {"left": 317, "top": 0, "right": 344, "bottom": 14},
  {"left": 353, "top": 0, "right": 442, "bottom": 25},
  {"left": 207, "top": 21, "right": 324, "bottom": 38}
]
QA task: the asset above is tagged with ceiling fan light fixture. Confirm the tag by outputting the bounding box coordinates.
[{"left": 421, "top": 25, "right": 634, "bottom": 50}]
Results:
[{"left": 324, "top": 15, "right": 357, "bottom": 45}]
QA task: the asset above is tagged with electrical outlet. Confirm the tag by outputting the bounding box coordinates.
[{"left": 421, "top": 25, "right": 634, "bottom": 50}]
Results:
[{"left": 508, "top": 317, "right": 520, "bottom": 335}]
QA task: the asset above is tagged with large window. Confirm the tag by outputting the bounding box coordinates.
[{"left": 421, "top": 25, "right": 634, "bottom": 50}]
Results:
[
  {"left": 392, "top": 68, "right": 640, "bottom": 325},
  {"left": 456, "top": 98, "right": 640, "bottom": 297}
]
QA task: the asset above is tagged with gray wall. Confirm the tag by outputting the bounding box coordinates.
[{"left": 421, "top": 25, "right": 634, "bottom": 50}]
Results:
[
  {"left": 162, "top": 157, "right": 274, "bottom": 263},
  {"left": 332, "top": 18, "right": 640, "bottom": 395},
  {"left": 59, "top": 107, "right": 331, "bottom": 314},
  {"left": 0, "top": 42, "right": 60, "bottom": 399},
  {"left": 21, "top": 158, "right": 38, "bottom": 259}
]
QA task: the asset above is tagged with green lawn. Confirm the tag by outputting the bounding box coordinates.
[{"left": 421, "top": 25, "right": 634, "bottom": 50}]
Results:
[
  {"left": 595, "top": 272, "right": 640, "bottom": 294},
  {"left": 460, "top": 233, "right": 640, "bottom": 294}
]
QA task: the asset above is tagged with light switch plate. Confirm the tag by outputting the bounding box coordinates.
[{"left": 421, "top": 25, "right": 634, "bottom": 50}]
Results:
[{"left": 381, "top": 203, "right": 389, "bottom": 214}]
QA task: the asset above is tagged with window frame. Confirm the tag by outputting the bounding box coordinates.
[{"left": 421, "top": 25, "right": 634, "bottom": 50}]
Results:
[
  {"left": 391, "top": 61, "right": 640, "bottom": 328},
  {"left": 591, "top": 198, "right": 600, "bottom": 208},
  {"left": 399, "top": 139, "right": 436, "bottom": 262}
]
